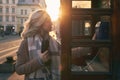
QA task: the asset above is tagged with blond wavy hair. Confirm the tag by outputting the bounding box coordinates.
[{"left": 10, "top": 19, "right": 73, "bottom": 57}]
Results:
[{"left": 21, "top": 9, "right": 51, "bottom": 39}]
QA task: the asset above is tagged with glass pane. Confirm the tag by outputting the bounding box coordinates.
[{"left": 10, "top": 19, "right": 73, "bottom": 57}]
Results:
[
  {"left": 72, "top": 15, "right": 92, "bottom": 37},
  {"left": 72, "top": 0, "right": 111, "bottom": 9},
  {"left": 72, "top": 15, "right": 111, "bottom": 40},
  {"left": 71, "top": 47, "right": 110, "bottom": 72},
  {"left": 72, "top": 20, "right": 84, "bottom": 36},
  {"left": 72, "top": 1, "right": 91, "bottom": 8},
  {"left": 72, "top": 20, "right": 91, "bottom": 36}
]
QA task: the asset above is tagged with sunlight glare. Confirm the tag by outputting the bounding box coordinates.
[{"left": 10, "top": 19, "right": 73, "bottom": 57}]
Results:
[{"left": 45, "top": 0, "right": 60, "bottom": 21}]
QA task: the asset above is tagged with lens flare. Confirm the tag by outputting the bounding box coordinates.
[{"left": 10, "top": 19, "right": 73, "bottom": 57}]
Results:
[{"left": 45, "top": 0, "right": 60, "bottom": 21}]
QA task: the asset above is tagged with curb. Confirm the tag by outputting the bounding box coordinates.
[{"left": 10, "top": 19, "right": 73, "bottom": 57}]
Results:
[{"left": 0, "top": 35, "right": 20, "bottom": 41}]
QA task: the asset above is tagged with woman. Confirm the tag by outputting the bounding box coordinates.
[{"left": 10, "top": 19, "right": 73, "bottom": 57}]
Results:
[{"left": 15, "top": 9, "right": 55, "bottom": 80}]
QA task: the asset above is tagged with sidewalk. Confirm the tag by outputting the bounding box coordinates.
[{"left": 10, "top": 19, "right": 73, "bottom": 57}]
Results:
[
  {"left": 0, "top": 34, "right": 21, "bottom": 41},
  {"left": 0, "top": 72, "right": 24, "bottom": 80},
  {"left": 0, "top": 35, "right": 24, "bottom": 80}
]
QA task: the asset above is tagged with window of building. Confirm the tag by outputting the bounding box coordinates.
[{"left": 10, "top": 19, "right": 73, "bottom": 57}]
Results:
[
  {"left": 6, "top": 0, "right": 9, "bottom": 4},
  {"left": 12, "top": 0, "right": 15, "bottom": 4},
  {"left": 6, "top": 16, "right": 9, "bottom": 22},
  {"left": 21, "top": 9, "right": 23, "bottom": 15},
  {"left": 21, "top": 18, "right": 23, "bottom": 24},
  {"left": 0, "top": 7, "right": 2, "bottom": 13},
  {"left": 0, "top": 0, "right": 2, "bottom": 4},
  {"left": 12, "top": 8, "right": 15, "bottom": 13},
  {"left": 6, "top": 7, "right": 9, "bottom": 13},
  {"left": 12, "top": 16, "right": 15, "bottom": 22},
  {"left": 0, "top": 16, "right": 2, "bottom": 22},
  {"left": 25, "top": 10, "right": 27, "bottom": 15}
]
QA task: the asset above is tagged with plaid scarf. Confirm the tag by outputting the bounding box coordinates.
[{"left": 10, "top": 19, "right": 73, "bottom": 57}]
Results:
[
  {"left": 28, "top": 35, "right": 61, "bottom": 80},
  {"left": 27, "top": 35, "right": 50, "bottom": 79}
]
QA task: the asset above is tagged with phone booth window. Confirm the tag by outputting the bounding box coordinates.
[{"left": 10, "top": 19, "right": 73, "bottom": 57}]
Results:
[
  {"left": 72, "top": 0, "right": 111, "bottom": 9},
  {"left": 61, "top": 0, "right": 113, "bottom": 80},
  {"left": 71, "top": 15, "right": 111, "bottom": 72}
]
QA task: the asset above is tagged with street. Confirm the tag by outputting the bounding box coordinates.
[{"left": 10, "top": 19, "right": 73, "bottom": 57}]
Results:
[
  {"left": 0, "top": 35, "right": 24, "bottom": 80},
  {"left": 0, "top": 36, "right": 21, "bottom": 63}
]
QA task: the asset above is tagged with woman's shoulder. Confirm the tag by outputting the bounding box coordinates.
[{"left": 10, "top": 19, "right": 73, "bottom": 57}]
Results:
[
  {"left": 20, "top": 38, "right": 28, "bottom": 47},
  {"left": 17, "top": 38, "right": 29, "bottom": 54}
]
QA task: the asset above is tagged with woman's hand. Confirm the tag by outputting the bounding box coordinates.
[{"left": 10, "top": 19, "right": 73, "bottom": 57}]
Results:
[{"left": 39, "top": 50, "right": 50, "bottom": 63}]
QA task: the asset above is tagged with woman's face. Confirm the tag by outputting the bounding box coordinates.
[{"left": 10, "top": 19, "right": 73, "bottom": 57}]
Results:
[{"left": 42, "top": 18, "right": 52, "bottom": 33}]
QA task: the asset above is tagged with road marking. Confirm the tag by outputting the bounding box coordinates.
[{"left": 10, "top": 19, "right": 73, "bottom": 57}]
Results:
[
  {"left": 0, "top": 46, "right": 18, "bottom": 63},
  {"left": 0, "top": 46, "right": 18, "bottom": 54}
]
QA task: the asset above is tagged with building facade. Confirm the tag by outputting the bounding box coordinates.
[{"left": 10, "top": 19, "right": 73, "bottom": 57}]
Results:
[
  {"left": 0, "top": 0, "right": 18, "bottom": 35},
  {"left": 16, "top": 0, "right": 46, "bottom": 34},
  {"left": 0, "top": 0, "right": 46, "bottom": 35}
]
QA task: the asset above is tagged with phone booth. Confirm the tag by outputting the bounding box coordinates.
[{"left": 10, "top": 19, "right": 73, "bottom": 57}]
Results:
[{"left": 60, "top": 0, "right": 120, "bottom": 80}]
